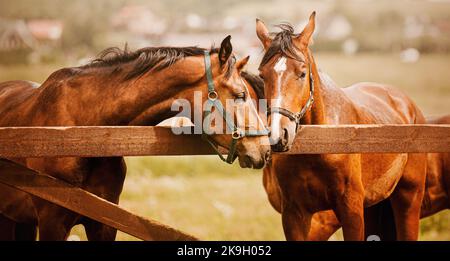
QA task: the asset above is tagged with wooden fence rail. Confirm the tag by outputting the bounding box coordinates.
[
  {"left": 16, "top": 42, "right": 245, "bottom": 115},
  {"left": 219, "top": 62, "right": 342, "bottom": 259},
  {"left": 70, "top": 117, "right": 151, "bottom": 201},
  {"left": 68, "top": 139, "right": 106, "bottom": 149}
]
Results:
[
  {"left": 0, "top": 124, "right": 449, "bottom": 158},
  {"left": 0, "top": 159, "right": 198, "bottom": 241},
  {"left": 0, "top": 124, "right": 449, "bottom": 241}
]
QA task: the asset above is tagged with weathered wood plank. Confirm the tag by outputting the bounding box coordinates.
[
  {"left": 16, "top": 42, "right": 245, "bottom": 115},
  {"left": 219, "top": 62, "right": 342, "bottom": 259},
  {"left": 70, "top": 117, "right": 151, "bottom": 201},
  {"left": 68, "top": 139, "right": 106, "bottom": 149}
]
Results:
[
  {"left": 0, "top": 126, "right": 217, "bottom": 157},
  {"left": 0, "top": 159, "right": 198, "bottom": 241},
  {"left": 286, "top": 124, "right": 450, "bottom": 154},
  {"left": 0, "top": 125, "right": 448, "bottom": 157}
]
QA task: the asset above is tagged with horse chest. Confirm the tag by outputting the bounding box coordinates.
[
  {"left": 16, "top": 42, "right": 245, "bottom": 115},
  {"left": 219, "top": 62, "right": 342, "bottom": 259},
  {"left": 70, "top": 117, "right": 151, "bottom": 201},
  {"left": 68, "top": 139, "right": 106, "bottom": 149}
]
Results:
[
  {"left": 272, "top": 157, "right": 332, "bottom": 211},
  {"left": 294, "top": 169, "right": 331, "bottom": 211}
]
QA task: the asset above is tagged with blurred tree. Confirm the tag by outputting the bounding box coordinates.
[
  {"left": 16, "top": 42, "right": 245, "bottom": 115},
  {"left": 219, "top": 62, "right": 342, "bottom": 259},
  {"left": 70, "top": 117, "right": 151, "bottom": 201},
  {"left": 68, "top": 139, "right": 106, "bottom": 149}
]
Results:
[
  {"left": 0, "top": 0, "right": 123, "bottom": 52},
  {"left": 1, "top": 0, "right": 449, "bottom": 56}
]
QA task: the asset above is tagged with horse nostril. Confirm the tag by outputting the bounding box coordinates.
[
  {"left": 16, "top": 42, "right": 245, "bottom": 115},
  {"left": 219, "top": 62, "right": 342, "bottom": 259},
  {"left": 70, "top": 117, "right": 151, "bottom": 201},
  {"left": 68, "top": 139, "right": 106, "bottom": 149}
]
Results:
[{"left": 282, "top": 128, "right": 289, "bottom": 145}]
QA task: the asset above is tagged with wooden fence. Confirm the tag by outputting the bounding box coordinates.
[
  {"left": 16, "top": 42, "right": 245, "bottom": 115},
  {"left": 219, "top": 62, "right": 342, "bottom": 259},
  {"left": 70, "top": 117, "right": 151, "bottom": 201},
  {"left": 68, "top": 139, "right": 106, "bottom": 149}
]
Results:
[
  {"left": 0, "top": 124, "right": 449, "bottom": 241},
  {"left": 0, "top": 124, "right": 449, "bottom": 158}
]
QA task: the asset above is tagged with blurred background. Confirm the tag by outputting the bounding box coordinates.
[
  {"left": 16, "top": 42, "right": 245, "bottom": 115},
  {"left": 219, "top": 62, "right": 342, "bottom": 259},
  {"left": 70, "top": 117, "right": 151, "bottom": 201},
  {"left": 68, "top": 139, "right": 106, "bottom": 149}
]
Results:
[{"left": 0, "top": 0, "right": 449, "bottom": 240}]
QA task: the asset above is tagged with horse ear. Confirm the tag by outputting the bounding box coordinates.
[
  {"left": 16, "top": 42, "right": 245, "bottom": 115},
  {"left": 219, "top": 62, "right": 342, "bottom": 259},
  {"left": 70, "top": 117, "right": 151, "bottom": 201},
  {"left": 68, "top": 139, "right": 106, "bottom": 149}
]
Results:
[
  {"left": 219, "top": 35, "right": 233, "bottom": 66},
  {"left": 256, "top": 18, "right": 271, "bottom": 50},
  {"left": 236, "top": 56, "right": 250, "bottom": 71},
  {"left": 294, "top": 11, "right": 316, "bottom": 49}
]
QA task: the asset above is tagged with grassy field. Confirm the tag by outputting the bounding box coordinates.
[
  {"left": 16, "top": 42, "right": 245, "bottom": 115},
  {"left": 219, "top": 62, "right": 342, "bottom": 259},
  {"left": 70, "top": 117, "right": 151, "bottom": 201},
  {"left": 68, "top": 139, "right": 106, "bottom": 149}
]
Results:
[
  {"left": 0, "top": 53, "right": 449, "bottom": 240},
  {"left": 315, "top": 53, "right": 450, "bottom": 115}
]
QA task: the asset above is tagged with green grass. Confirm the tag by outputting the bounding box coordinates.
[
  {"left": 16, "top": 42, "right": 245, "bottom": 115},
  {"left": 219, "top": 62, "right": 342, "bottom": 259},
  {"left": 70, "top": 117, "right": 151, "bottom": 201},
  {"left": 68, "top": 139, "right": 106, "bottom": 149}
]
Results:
[
  {"left": 69, "top": 155, "right": 450, "bottom": 241},
  {"left": 69, "top": 156, "right": 286, "bottom": 241},
  {"left": 1, "top": 54, "right": 449, "bottom": 240}
]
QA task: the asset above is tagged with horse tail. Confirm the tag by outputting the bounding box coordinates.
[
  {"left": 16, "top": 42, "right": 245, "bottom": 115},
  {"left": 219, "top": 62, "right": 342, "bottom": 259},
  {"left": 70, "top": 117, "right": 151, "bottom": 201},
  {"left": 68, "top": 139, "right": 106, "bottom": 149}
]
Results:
[
  {"left": 378, "top": 199, "right": 397, "bottom": 241},
  {"left": 364, "top": 199, "right": 397, "bottom": 241}
]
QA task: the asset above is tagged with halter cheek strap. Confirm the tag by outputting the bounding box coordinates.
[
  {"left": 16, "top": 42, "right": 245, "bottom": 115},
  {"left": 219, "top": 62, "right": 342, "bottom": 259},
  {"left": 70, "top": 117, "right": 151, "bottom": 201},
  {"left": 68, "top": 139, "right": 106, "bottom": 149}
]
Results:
[
  {"left": 267, "top": 62, "right": 315, "bottom": 129},
  {"left": 202, "top": 50, "right": 269, "bottom": 164}
]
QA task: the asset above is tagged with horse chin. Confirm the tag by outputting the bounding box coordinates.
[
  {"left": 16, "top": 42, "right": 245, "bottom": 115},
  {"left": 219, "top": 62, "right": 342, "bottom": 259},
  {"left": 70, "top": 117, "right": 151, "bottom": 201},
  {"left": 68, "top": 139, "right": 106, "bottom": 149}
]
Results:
[
  {"left": 238, "top": 154, "right": 266, "bottom": 169},
  {"left": 269, "top": 122, "right": 296, "bottom": 152},
  {"left": 271, "top": 142, "right": 291, "bottom": 152},
  {"left": 269, "top": 136, "right": 286, "bottom": 152}
]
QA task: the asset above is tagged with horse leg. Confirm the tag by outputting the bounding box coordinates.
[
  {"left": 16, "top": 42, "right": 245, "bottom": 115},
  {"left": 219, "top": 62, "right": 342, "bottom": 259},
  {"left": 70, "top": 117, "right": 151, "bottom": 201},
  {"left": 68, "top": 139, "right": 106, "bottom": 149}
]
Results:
[
  {"left": 307, "top": 210, "right": 340, "bottom": 241},
  {"left": 335, "top": 202, "right": 364, "bottom": 241},
  {"left": 14, "top": 223, "right": 37, "bottom": 241},
  {"left": 37, "top": 213, "right": 78, "bottom": 241},
  {"left": 307, "top": 202, "right": 397, "bottom": 241},
  {"left": 389, "top": 153, "right": 427, "bottom": 241},
  {"left": 83, "top": 219, "right": 117, "bottom": 241},
  {"left": 364, "top": 200, "right": 397, "bottom": 241},
  {"left": 281, "top": 204, "right": 312, "bottom": 241},
  {"left": 34, "top": 200, "right": 80, "bottom": 241},
  {"left": 82, "top": 157, "right": 126, "bottom": 241},
  {"left": 0, "top": 214, "right": 16, "bottom": 240},
  {"left": 334, "top": 178, "right": 365, "bottom": 241}
]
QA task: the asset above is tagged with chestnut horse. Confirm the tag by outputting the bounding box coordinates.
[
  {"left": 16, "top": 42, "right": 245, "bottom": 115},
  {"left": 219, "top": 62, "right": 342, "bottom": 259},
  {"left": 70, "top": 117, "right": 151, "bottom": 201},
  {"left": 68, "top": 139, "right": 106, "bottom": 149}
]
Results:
[
  {"left": 0, "top": 36, "right": 270, "bottom": 240},
  {"left": 256, "top": 12, "right": 427, "bottom": 240},
  {"left": 307, "top": 114, "right": 450, "bottom": 241}
]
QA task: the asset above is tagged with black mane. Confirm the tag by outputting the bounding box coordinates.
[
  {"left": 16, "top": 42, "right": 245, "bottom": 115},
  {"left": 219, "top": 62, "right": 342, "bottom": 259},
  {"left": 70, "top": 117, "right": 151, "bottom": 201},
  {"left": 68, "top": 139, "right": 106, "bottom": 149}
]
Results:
[{"left": 241, "top": 71, "right": 264, "bottom": 100}]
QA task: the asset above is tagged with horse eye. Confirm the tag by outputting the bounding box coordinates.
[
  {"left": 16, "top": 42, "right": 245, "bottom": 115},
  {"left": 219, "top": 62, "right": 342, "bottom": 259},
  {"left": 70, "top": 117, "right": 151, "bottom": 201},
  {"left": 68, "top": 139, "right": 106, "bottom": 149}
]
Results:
[
  {"left": 299, "top": 72, "right": 306, "bottom": 79},
  {"left": 235, "top": 91, "right": 246, "bottom": 101}
]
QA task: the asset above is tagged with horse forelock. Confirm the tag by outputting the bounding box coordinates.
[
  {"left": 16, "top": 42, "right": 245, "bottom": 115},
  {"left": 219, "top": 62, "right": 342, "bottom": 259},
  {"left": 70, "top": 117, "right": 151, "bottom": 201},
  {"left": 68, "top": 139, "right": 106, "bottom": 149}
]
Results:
[{"left": 259, "top": 23, "right": 304, "bottom": 68}]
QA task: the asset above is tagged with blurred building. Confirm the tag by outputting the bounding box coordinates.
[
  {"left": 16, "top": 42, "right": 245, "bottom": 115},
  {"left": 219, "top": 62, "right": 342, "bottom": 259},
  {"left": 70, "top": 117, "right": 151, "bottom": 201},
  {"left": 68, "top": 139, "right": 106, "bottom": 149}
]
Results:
[
  {"left": 0, "top": 18, "right": 63, "bottom": 63},
  {"left": 27, "top": 20, "right": 63, "bottom": 42},
  {"left": 0, "top": 19, "right": 36, "bottom": 51},
  {"left": 111, "top": 5, "right": 167, "bottom": 36},
  {"left": 0, "top": 19, "right": 62, "bottom": 52},
  {"left": 321, "top": 14, "right": 352, "bottom": 41},
  {"left": 109, "top": 5, "right": 167, "bottom": 48}
]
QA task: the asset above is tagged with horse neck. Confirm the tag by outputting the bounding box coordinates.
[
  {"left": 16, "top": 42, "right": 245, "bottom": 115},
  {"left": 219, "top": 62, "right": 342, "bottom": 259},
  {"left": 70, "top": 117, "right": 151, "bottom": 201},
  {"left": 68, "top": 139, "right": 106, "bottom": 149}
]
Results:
[
  {"left": 125, "top": 56, "right": 210, "bottom": 126},
  {"left": 301, "top": 51, "right": 326, "bottom": 125},
  {"left": 301, "top": 52, "right": 355, "bottom": 125},
  {"left": 55, "top": 56, "right": 208, "bottom": 126}
]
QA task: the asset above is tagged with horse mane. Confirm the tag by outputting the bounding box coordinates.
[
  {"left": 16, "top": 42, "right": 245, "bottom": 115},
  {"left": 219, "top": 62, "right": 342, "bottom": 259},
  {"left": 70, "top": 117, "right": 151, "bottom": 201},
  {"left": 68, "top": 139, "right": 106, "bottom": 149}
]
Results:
[
  {"left": 260, "top": 23, "right": 304, "bottom": 67},
  {"left": 84, "top": 45, "right": 226, "bottom": 81},
  {"left": 241, "top": 71, "right": 264, "bottom": 100}
]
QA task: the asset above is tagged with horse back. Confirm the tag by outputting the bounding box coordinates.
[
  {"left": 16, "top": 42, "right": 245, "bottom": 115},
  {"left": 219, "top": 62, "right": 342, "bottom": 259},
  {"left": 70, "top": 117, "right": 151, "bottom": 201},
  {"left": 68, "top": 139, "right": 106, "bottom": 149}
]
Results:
[
  {"left": 342, "top": 82, "right": 425, "bottom": 125},
  {"left": 0, "top": 80, "right": 40, "bottom": 125}
]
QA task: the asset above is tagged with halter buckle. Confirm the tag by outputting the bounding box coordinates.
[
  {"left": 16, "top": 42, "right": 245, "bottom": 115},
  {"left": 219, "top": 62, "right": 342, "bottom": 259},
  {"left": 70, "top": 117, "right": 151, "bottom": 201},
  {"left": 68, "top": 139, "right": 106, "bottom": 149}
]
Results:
[
  {"left": 208, "top": 91, "right": 218, "bottom": 101},
  {"left": 232, "top": 130, "right": 242, "bottom": 140}
]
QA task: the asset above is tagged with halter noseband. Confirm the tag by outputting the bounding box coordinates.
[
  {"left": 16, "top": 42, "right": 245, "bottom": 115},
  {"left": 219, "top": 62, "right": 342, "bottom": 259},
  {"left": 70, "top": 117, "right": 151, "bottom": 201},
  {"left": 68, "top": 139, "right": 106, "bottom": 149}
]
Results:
[
  {"left": 202, "top": 51, "right": 269, "bottom": 164},
  {"left": 267, "top": 62, "right": 315, "bottom": 130}
]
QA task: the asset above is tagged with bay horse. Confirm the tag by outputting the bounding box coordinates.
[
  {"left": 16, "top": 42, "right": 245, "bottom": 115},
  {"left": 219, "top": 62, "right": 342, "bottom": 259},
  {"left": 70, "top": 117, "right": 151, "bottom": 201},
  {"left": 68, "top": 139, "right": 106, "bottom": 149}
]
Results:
[
  {"left": 0, "top": 36, "right": 270, "bottom": 240},
  {"left": 307, "top": 114, "right": 450, "bottom": 241},
  {"left": 256, "top": 12, "right": 427, "bottom": 240}
]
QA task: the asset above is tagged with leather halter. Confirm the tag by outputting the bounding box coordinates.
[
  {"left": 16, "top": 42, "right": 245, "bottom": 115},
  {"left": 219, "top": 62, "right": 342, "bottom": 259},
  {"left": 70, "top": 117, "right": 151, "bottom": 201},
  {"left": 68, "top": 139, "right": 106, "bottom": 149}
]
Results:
[
  {"left": 267, "top": 62, "right": 315, "bottom": 130},
  {"left": 202, "top": 51, "right": 269, "bottom": 164}
]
